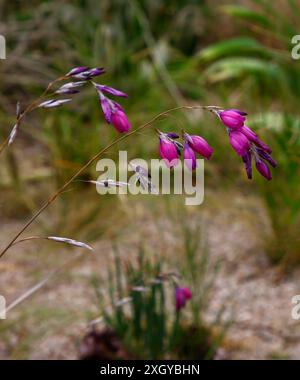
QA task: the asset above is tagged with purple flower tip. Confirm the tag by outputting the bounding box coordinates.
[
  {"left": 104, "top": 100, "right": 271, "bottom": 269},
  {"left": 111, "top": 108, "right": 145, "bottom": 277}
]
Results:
[
  {"left": 69, "top": 67, "right": 105, "bottom": 80},
  {"left": 255, "top": 157, "right": 272, "bottom": 180},
  {"left": 87, "top": 67, "right": 106, "bottom": 78},
  {"left": 241, "top": 125, "right": 272, "bottom": 154},
  {"left": 99, "top": 96, "right": 112, "bottom": 124},
  {"left": 175, "top": 287, "right": 192, "bottom": 311},
  {"left": 228, "top": 108, "right": 248, "bottom": 116},
  {"left": 242, "top": 151, "right": 252, "bottom": 180},
  {"left": 159, "top": 135, "right": 179, "bottom": 168},
  {"left": 187, "top": 134, "right": 213, "bottom": 160},
  {"left": 255, "top": 140, "right": 272, "bottom": 154},
  {"left": 219, "top": 109, "right": 246, "bottom": 129},
  {"left": 66, "top": 66, "right": 89, "bottom": 77},
  {"left": 256, "top": 148, "right": 277, "bottom": 168},
  {"left": 96, "top": 84, "right": 128, "bottom": 98},
  {"left": 184, "top": 142, "right": 197, "bottom": 170},
  {"left": 167, "top": 132, "right": 179, "bottom": 139},
  {"left": 240, "top": 125, "right": 257, "bottom": 141},
  {"left": 110, "top": 108, "right": 132, "bottom": 133}
]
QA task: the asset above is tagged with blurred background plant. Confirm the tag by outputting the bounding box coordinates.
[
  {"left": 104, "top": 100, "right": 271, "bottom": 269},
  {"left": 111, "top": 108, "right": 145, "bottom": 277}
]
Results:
[{"left": 85, "top": 235, "right": 226, "bottom": 360}]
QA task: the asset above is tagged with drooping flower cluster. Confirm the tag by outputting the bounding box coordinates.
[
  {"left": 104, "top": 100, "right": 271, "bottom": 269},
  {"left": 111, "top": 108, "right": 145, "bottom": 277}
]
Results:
[
  {"left": 175, "top": 286, "right": 192, "bottom": 311},
  {"left": 40, "top": 67, "right": 132, "bottom": 134},
  {"left": 158, "top": 131, "right": 213, "bottom": 170},
  {"left": 65, "top": 67, "right": 132, "bottom": 133},
  {"left": 8, "top": 65, "right": 276, "bottom": 182},
  {"left": 158, "top": 108, "right": 276, "bottom": 180},
  {"left": 216, "top": 109, "right": 277, "bottom": 180},
  {"left": 37, "top": 67, "right": 106, "bottom": 108},
  {"left": 93, "top": 83, "right": 131, "bottom": 133}
]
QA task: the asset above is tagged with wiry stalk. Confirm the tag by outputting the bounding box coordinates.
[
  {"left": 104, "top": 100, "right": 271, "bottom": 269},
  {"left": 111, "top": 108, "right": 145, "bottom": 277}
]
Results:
[
  {"left": 11, "top": 235, "right": 93, "bottom": 251},
  {"left": 0, "top": 105, "right": 219, "bottom": 259},
  {"left": 6, "top": 251, "right": 83, "bottom": 314},
  {"left": 0, "top": 76, "right": 66, "bottom": 156}
]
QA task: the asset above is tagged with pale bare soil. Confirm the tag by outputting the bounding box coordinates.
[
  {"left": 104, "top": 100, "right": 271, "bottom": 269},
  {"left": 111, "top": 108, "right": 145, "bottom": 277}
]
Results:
[{"left": 0, "top": 191, "right": 300, "bottom": 360}]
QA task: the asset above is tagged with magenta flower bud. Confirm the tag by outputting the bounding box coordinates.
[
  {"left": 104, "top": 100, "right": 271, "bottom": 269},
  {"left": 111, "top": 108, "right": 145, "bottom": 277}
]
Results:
[
  {"left": 159, "top": 135, "right": 179, "bottom": 168},
  {"left": 175, "top": 287, "right": 192, "bottom": 311},
  {"left": 255, "top": 157, "right": 272, "bottom": 180},
  {"left": 184, "top": 142, "right": 197, "bottom": 170},
  {"left": 240, "top": 125, "right": 257, "bottom": 141},
  {"left": 242, "top": 151, "right": 253, "bottom": 180},
  {"left": 110, "top": 108, "right": 132, "bottom": 133},
  {"left": 229, "top": 130, "right": 250, "bottom": 156},
  {"left": 95, "top": 82, "right": 131, "bottom": 133},
  {"left": 182, "top": 287, "right": 192, "bottom": 300},
  {"left": 175, "top": 288, "right": 185, "bottom": 311},
  {"left": 219, "top": 109, "right": 246, "bottom": 129},
  {"left": 188, "top": 134, "right": 213, "bottom": 160}
]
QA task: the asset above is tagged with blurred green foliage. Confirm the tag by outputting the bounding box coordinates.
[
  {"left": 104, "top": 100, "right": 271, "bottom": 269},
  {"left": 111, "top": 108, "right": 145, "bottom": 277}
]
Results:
[{"left": 92, "top": 234, "right": 224, "bottom": 359}]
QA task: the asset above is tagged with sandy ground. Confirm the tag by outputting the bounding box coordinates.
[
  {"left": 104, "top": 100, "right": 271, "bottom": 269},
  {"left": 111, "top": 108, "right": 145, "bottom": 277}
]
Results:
[{"left": 0, "top": 191, "right": 300, "bottom": 359}]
